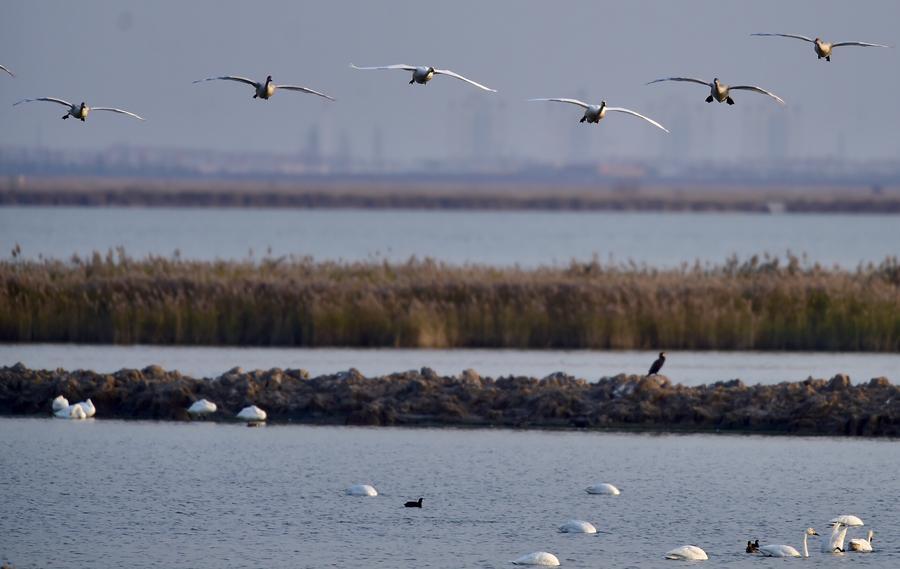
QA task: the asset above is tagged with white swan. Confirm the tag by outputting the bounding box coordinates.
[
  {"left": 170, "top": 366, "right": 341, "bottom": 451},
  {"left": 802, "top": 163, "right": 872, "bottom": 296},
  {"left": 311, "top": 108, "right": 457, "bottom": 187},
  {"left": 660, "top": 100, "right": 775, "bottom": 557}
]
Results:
[
  {"left": 759, "top": 527, "right": 818, "bottom": 557},
  {"left": 13, "top": 98, "right": 144, "bottom": 121},
  {"left": 751, "top": 33, "right": 890, "bottom": 62},
  {"left": 346, "top": 484, "right": 378, "bottom": 497},
  {"left": 830, "top": 515, "right": 864, "bottom": 527},
  {"left": 664, "top": 545, "right": 708, "bottom": 560},
  {"left": 193, "top": 74, "right": 335, "bottom": 101},
  {"left": 350, "top": 64, "right": 496, "bottom": 92},
  {"left": 187, "top": 399, "right": 217, "bottom": 415},
  {"left": 647, "top": 77, "right": 785, "bottom": 106},
  {"left": 236, "top": 405, "right": 267, "bottom": 421},
  {"left": 54, "top": 403, "right": 87, "bottom": 419},
  {"left": 585, "top": 483, "right": 620, "bottom": 495},
  {"left": 529, "top": 98, "right": 669, "bottom": 132},
  {"left": 76, "top": 398, "right": 96, "bottom": 418},
  {"left": 558, "top": 519, "right": 597, "bottom": 534},
  {"left": 823, "top": 522, "right": 849, "bottom": 553},
  {"left": 510, "top": 552, "right": 560, "bottom": 566},
  {"left": 51, "top": 395, "right": 69, "bottom": 412},
  {"left": 848, "top": 530, "right": 874, "bottom": 552},
  {"left": 0, "top": 64, "right": 13, "bottom": 77}
]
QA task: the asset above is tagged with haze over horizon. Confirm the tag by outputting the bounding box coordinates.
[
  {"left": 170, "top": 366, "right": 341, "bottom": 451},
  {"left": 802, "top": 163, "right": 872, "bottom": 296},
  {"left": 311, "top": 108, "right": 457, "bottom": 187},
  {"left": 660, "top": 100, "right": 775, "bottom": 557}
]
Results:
[{"left": 1, "top": 0, "right": 898, "bottom": 169}]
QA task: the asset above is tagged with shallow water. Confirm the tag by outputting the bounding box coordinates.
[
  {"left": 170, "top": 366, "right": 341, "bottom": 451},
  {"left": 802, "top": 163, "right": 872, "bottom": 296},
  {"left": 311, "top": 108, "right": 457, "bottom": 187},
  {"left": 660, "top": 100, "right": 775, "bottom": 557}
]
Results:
[
  {"left": 2, "top": 207, "right": 899, "bottom": 267},
  {"left": 1, "top": 344, "right": 897, "bottom": 385},
  {"left": 1, "top": 418, "right": 898, "bottom": 568}
]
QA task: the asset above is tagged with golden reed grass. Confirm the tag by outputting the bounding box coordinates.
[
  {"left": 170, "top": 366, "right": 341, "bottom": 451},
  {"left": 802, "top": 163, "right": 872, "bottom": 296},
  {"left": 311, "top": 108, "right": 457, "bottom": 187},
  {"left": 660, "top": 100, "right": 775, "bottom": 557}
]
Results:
[{"left": 2, "top": 251, "right": 898, "bottom": 350}]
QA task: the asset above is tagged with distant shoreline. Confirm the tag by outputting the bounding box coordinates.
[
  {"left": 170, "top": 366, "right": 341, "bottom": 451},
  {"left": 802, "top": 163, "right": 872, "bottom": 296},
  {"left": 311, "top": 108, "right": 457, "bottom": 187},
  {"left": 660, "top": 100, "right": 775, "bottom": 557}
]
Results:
[
  {"left": 1, "top": 176, "right": 899, "bottom": 213},
  {"left": 1, "top": 364, "right": 896, "bottom": 437}
]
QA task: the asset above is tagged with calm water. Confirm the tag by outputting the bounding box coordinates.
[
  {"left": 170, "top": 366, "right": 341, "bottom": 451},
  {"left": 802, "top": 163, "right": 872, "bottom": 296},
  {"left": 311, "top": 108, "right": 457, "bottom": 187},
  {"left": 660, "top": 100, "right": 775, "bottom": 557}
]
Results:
[
  {"left": 1, "top": 344, "right": 897, "bottom": 385},
  {"left": 2, "top": 207, "right": 899, "bottom": 267},
  {"left": 1, "top": 419, "right": 897, "bottom": 569}
]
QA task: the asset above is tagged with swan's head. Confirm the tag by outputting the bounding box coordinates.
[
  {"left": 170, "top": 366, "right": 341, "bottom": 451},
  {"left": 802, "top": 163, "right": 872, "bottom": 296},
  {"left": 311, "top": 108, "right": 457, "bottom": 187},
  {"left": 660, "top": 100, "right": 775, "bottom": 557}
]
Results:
[
  {"left": 266, "top": 75, "right": 273, "bottom": 83},
  {"left": 806, "top": 528, "right": 819, "bottom": 536}
]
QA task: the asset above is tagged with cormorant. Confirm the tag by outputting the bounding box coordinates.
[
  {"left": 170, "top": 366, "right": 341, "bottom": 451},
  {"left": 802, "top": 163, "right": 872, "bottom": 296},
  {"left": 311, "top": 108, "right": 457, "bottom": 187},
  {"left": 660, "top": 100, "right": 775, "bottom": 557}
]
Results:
[
  {"left": 404, "top": 497, "right": 423, "bottom": 508},
  {"left": 648, "top": 352, "right": 666, "bottom": 376}
]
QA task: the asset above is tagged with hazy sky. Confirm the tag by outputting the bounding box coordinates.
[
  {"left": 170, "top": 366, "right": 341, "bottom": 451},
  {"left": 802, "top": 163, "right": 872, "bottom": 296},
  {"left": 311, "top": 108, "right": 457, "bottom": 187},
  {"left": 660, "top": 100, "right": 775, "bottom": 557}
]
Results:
[{"left": 1, "top": 0, "right": 898, "bottom": 166}]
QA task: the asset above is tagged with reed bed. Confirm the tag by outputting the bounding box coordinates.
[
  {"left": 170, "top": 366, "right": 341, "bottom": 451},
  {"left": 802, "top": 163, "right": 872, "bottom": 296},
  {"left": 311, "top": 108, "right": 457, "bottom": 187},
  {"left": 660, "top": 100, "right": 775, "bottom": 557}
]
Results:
[{"left": 2, "top": 251, "right": 899, "bottom": 351}]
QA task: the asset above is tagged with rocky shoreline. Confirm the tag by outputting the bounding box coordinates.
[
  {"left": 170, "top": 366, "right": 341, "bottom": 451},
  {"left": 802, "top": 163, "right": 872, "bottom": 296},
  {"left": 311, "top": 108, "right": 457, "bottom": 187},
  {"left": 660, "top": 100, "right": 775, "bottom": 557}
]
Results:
[{"left": 1, "top": 364, "right": 897, "bottom": 436}]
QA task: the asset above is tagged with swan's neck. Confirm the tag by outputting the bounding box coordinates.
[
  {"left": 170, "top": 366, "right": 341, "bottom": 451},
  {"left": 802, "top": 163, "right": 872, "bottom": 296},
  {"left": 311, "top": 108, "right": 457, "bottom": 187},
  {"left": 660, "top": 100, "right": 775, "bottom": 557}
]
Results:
[{"left": 802, "top": 532, "right": 809, "bottom": 558}]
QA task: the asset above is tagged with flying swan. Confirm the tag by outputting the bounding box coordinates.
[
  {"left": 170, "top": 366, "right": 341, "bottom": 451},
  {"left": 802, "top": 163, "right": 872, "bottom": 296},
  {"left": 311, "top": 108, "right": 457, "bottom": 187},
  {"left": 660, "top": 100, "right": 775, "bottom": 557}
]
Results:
[
  {"left": 510, "top": 552, "right": 560, "bottom": 566},
  {"left": 13, "top": 98, "right": 144, "bottom": 121},
  {"left": 751, "top": 33, "right": 891, "bottom": 61},
  {"left": 350, "top": 64, "right": 496, "bottom": 92},
  {"left": 759, "top": 527, "right": 819, "bottom": 557},
  {"left": 0, "top": 64, "right": 13, "bottom": 77},
  {"left": 193, "top": 75, "right": 335, "bottom": 101},
  {"left": 647, "top": 77, "right": 785, "bottom": 106},
  {"left": 664, "top": 545, "right": 708, "bottom": 560},
  {"left": 529, "top": 98, "right": 668, "bottom": 132}
]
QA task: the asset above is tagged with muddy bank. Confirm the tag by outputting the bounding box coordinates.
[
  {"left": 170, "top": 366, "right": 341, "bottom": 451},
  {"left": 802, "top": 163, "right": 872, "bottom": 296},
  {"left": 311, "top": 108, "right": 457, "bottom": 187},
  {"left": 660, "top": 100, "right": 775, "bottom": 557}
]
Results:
[{"left": 1, "top": 364, "right": 897, "bottom": 436}]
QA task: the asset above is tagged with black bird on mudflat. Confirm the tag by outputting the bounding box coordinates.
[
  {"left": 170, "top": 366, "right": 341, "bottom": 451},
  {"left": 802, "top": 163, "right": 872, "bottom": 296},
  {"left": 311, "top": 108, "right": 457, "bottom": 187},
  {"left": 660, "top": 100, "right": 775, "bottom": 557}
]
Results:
[
  {"left": 404, "top": 497, "right": 423, "bottom": 508},
  {"left": 648, "top": 352, "right": 666, "bottom": 376}
]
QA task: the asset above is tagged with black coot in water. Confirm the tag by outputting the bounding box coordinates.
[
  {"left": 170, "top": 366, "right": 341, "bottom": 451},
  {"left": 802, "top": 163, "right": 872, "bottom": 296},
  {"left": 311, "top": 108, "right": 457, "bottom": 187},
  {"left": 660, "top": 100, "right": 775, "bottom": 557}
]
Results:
[
  {"left": 404, "top": 498, "right": 423, "bottom": 508},
  {"left": 647, "top": 352, "right": 666, "bottom": 376}
]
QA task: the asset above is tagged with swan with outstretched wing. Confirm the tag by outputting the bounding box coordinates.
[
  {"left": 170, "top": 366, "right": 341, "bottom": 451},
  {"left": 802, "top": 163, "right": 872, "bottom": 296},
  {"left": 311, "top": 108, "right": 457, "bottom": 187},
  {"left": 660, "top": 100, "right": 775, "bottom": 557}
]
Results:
[{"left": 350, "top": 63, "right": 496, "bottom": 92}]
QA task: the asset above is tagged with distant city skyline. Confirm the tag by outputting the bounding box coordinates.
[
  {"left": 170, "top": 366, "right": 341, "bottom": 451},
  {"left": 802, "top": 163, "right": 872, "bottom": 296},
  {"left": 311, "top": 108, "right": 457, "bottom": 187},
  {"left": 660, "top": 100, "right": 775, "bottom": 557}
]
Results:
[{"left": 1, "top": 0, "right": 898, "bottom": 167}]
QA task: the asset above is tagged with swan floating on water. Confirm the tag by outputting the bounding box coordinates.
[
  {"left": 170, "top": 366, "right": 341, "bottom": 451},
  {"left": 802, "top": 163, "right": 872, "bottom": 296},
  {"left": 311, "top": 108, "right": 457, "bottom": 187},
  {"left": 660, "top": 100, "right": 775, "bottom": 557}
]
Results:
[
  {"left": 510, "top": 552, "right": 560, "bottom": 566},
  {"left": 236, "top": 405, "right": 267, "bottom": 421},
  {"left": 75, "top": 398, "right": 96, "bottom": 418},
  {"left": 188, "top": 399, "right": 217, "bottom": 415},
  {"left": 350, "top": 64, "right": 496, "bottom": 92},
  {"left": 0, "top": 64, "right": 13, "bottom": 77},
  {"left": 848, "top": 530, "right": 874, "bottom": 552},
  {"left": 346, "top": 484, "right": 378, "bottom": 497},
  {"left": 559, "top": 519, "right": 597, "bottom": 534},
  {"left": 51, "top": 395, "right": 69, "bottom": 412},
  {"left": 13, "top": 98, "right": 144, "bottom": 121},
  {"left": 193, "top": 75, "right": 335, "bottom": 101},
  {"left": 759, "top": 527, "right": 818, "bottom": 557},
  {"left": 54, "top": 403, "right": 87, "bottom": 419},
  {"left": 664, "top": 545, "right": 708, "bottom": 560},
  {"left": 529, "top": 98, "right": 668, "bottom": 132},
  {"left": 751, "top": 33, "right": 890, "bottom": 61},
  {"left": 823, "top": 522, "right": 850, "bottom": 553},
  {"left": 585, "top": 483, "right": 620, "bottom": 495},
  {"left": 647, "top": 77, "right": 785, "bottom": 106}
]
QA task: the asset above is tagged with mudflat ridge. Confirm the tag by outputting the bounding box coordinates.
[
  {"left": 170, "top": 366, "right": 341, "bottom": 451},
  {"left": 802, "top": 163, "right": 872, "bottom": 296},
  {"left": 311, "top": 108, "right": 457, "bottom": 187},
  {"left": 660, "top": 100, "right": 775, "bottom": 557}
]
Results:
[{"left": 1, "top": 364, "right": 896, "bottom": 436}]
